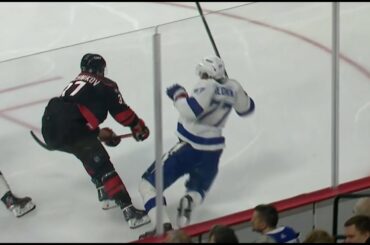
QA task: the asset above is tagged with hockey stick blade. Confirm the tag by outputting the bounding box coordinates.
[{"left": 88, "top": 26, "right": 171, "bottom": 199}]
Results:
[{"left": 30, "top": 131, "right": 54, "bottom": 151}]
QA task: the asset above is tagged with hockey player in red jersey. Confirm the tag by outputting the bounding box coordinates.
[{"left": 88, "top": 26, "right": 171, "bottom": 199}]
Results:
[
  {"left": 41, "top": 53, "right": 150, "bottom": 229},
  {"left": 0, "top": 171, "right": 36, "bottom": 217}
]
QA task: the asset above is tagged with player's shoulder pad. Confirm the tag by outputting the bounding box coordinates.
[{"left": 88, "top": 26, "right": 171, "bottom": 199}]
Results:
[
  {"left": 102, "top": 77, "right": 118, "bottom": 88},
  {"left": 193, "top": 79, "right": 216, "bottom": 94}
]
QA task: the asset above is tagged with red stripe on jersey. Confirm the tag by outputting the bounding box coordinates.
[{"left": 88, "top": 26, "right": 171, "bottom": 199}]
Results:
[
  {"left": 115, "top": 109, "right": 137, "bottom": 126},
  {"left": 77, "top": 104, "right": 100, "bottom": 130}
]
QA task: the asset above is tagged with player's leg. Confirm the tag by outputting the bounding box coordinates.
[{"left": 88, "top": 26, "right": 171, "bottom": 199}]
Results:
[
  {"left": 139, "top": 141, "right": 190, "bottom": 239},
  {"left": 177, "top": 149, "right": 223, "bottom": 227},
  {"left": 70, "top": 136, "right": 150, "bottom": 229},
  {"left": 91, "top": 176, "right": 117, "bottom": 210}
]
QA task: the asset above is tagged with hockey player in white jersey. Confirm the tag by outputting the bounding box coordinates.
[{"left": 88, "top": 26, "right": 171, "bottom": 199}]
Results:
[
  {"left": 0, "top": 171, "right": 36, "bottom": 217},
  {"left": 138, "top": 55, "right": 255, "bottom": 239}
]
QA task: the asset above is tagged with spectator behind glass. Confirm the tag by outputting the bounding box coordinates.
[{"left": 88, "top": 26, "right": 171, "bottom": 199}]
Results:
[
  {"left": 344, "top": 215, "right": 370, "bottom": 243},
  {"left": 208, "top": 224, "right": 239, "bottom": 243},
  {"left": 165, "top": 230, "right": 192, "bottom": 243},
  {"left": 251, "top": 204, "right": 300, "bottom": 243},
  {"left": 302, "top": 229, "right": 335, "bottom": 243},
  {"left": 353, "top": 197, "right": 370, "bottom": 217}
]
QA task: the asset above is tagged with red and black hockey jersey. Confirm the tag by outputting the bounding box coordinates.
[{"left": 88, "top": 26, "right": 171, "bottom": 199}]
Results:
[{"left": 61, "top": 72, "right": 139, "bottom": 130}]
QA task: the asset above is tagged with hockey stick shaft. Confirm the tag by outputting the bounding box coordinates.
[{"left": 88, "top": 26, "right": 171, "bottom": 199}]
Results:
[
  {"left": 31, "top": 130, "right": 133, "bottom": 151},
  {"left": 196, "top": 2, "right": 228, "bottom": 78},
  {"left": 116, "top": 133, "right": 133, "bottom": 139}
]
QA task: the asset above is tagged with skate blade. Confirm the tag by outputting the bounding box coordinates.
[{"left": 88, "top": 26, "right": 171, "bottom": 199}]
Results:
[
  {"left": 101, "top": 205, "right": 118, "bottom": 210},
  {"left": 128, "top": 216, "right": 151, "bottom": 229},
  {"left": 13, "top": 202, "right": 36, "bottom": 218},
  {"left": 101, "top": 200, "right": 118, "bottom": 210}
]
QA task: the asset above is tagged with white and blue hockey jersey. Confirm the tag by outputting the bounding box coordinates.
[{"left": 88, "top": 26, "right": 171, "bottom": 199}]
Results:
[
  {"left": 265, "top": 226, "right": 300, "bottom": 243},
  {"left": 173, "top": 78, "right": 254, "bottom": 151}
]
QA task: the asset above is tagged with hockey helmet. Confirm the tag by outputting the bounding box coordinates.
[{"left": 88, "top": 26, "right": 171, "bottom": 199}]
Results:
[
  {"left": 195, "top": 55, "right": 226, "bottom": 80},
  {"left": 80, "top": 53, "right": 106, "bottom": 76}
]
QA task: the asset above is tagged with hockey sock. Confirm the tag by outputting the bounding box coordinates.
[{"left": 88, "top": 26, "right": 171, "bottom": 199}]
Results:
[
  {"left": 1, "top": 191, "right": 13, "bottom": 207},
  {"left": 185, "top": 191, "right": 203, "bottom": 207},
  {"left": 101, "top": 171, "right": 132, "bottom": 208},
  {"left": 139, "top": 179, "right": 171, "bottom": 227}
]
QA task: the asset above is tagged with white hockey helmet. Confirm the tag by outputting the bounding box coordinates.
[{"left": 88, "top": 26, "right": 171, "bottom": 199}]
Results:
[{"left": 195, "top": 55, "right": 226, "bottom": 80}]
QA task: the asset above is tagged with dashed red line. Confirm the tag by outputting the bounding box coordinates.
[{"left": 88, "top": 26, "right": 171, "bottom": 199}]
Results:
[
  {"left": 0, "top": 76, "right": 63, "bottom": 94},
  {"left": 0, "top": 98, "right": 50, "bottom": 113},
  {"left": 0, "top": 75, "right": 61, "bottom": 131},
  {"left": 0, "top": 112, "right": 40, "bottom": 133}
]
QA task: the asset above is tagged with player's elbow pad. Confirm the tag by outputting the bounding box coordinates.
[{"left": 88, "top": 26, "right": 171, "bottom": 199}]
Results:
[{"left": 237, "top": 98, "right": 255, "bottom": 117}]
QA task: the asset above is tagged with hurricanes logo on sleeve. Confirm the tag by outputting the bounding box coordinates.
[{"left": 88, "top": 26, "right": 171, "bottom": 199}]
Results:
[
  {"left": 114, "top": 88, "right": 124, "bottom": 104},
  {"left": 118, "top": 93, "right": 124, "bottom": 104}
]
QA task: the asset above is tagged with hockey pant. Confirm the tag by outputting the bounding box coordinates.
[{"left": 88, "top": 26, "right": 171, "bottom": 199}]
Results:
[
  {"left": 42, "top": 97, "right": 90, "bottom": 149},
  {"left": 141, "top": 141, "right": 223, "bottom": 213}
]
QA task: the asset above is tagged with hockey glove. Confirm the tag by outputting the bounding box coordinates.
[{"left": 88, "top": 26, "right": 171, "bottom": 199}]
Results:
[
  {"left": 130, "top": 119, "right": 149, "bottom": 142},
  {"left": 98, "top": 127, "right": 121, "bottom": 147},
  {"left": 166, "top": 84, "right": 188, "bottom": 101}
]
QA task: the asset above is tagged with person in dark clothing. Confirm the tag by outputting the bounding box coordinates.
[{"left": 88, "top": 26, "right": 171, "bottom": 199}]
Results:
[
  {"left": 251, "top": 204, "right": 300, "bottom": 243},
  {"left": 208, "top": 224, "right": 239, "bottom": 243},
  {"left": 41, "top": 53, "right": 150, "bottom": 229},
  {"left": 344, "top": 215, "right": 370, "bottom": 243}
]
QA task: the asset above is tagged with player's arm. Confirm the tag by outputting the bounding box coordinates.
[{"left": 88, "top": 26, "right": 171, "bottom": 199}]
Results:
[
  {"left": 105, "top": 83, "right": 149, "bottom": 141},
  {"left": 166, "top": 81, "right": 215, "bottom": 120},
  {"left": 233, "top": 82, "right": 255, "bottom": 117}
]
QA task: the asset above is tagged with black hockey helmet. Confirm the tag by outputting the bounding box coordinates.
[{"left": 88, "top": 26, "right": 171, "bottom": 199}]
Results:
[{"left": 80, "top": 53, "right": 106, "bottom": 76}]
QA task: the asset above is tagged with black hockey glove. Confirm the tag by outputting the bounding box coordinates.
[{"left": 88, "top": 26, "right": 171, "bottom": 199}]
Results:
[{"left": 130, "top": 119, "right": 149, "bottom": 141}]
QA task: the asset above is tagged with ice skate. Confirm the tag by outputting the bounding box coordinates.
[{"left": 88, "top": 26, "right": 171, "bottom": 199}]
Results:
[
  {"left": 3, "top": 192, "right": 36, "bottom": 218},
  {"left": 139, "top": 222, "right": 173, "bottom": 240},
  {"left": 97, "top": 186, "right": 117, "bottom": 210},
  {"left": 177, "top": 194, "right": 193, "bottom": 227},
  {"left": 122, "top": 204, "right": 151, "bottom": 229}
]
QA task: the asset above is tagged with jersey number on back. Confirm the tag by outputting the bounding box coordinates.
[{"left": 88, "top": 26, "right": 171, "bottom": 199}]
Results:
[
  {"left": 61, "top": 81, "right": 87, "bottom": 97},
  {"left": 199, "top": 99, "right": 232, "bottom": 127}
]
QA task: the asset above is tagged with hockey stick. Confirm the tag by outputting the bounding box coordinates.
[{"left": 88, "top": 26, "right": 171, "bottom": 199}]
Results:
[
  {"left": 30, "top": 131, "right": 134, "bottom": 151},
  {"left": 116, "top": 133, "right": 133, "bottom": 139},
  {"left": 30, "top": 130, "right": 54, "bottom": 151},
  {"left": 196, "top": 2, "right": 228, "bottom": 78}
]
